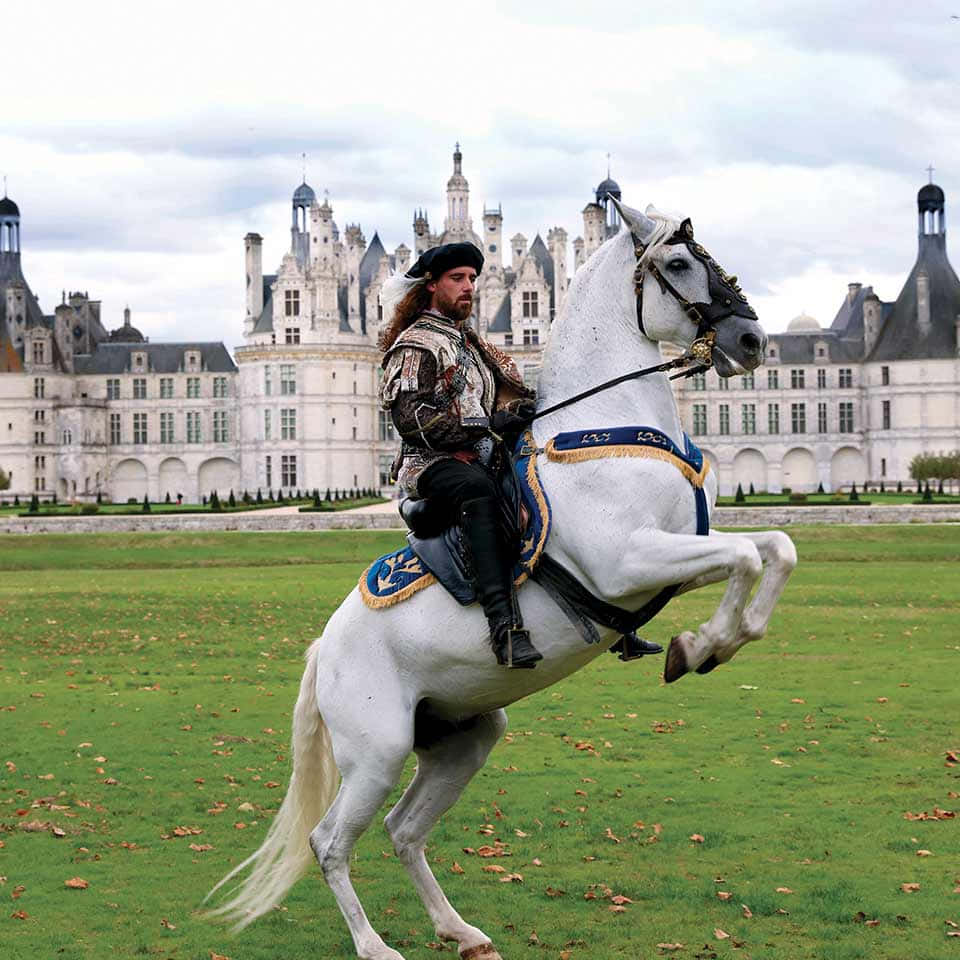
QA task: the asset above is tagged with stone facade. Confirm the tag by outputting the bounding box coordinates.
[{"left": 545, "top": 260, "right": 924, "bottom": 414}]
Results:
[{"left": 675, "top": 182, "right": 960, "bottom": 495}]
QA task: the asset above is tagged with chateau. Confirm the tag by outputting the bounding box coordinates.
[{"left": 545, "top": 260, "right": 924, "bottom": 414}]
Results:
[{"left": 0, "top": 151, "right": 957, "bottom": 502}]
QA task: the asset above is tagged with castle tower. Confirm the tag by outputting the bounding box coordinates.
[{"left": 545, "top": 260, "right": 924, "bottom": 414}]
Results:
[
  {"left": 483, "top": 205, "right": 503, "bottom": 271},
  {"left": 547, "top": 226, "right": 568, "bottom": 315},
  {"left": 291, "top": 180, "right": 315, "bottom": 268},
  {"left": 582, "top": 202, "right": 605, "bottom": 259},
  {"left": 595, "top": 170, "right": 622, "bottom": 237},
  {"left": 413, "top": 208, "right": 431, "bottom": 256},
  {"left": 443, "top": 142, "right": 473, "bottom": 241},
  {"left": 511, "top": 233, "right": 527, "bottom": 271},
  {"left": 244, "top": 232, "right": 263, "bottom": 337},
  {"left": 0, "top": 194, "right": 20, "bottom": 256},
  {"left": 344, "top": 224, "right": 365, "bottom": 326}
]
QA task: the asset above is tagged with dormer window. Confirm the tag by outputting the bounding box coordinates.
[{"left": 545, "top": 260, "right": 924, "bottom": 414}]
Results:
[
  {"left": 32, "top": 341, "right": 45, "bottom": 364},
  {"left": 285, "top": 289, "right": 301, "bottom": 317},
  {"left": 185, "top": 350, "right": 201, "bottom": 370},
  {"left": 133, "top": 351, "right": 146, "bottom": 370}
]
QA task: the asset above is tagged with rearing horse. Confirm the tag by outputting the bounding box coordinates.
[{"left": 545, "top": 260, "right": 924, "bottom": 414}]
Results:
[{"left": 208, "top": 200, "right": 798, "bottom": 960}]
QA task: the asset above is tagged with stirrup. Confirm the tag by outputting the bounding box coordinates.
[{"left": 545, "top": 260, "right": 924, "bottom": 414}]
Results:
[
  {"left": 493, "top": 625, "right": 542, "bottom": 669},
  {"left": 610, "top": 632, "right": 664, "bottom": 662}
]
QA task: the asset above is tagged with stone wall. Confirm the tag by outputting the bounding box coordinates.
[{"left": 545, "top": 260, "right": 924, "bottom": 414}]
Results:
[{"left": 1, "top": 504, "right": 959, "bottom": 535}]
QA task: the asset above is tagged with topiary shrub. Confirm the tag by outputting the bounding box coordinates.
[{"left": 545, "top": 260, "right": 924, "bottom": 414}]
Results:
[
  {"left": 256, "top": 488, "right": 263, "bottom": 504},
  {"left": 923, "top": 482, "right": 933, "bottom": 503},
  {"left": 817, "top": 482, "right": 824, "bottom": 494},
  {"left": 142, "top": 494, "right": 151, "bottom": 513},
  {"left": 735, "top": 482, "right": 745, "bottom": 503},
  {"left": 789, "top": 492, "right": 808, "bottom": 503},
  {"left": 29, "top": 493, "right": 39, "bottom": 513},
  {"left": 96, "top": 491, "right": 102, "bottom": 504},
  {"left": 228, "top": 489, "right": 236, "bottom": 508},
  {"left": 13, "top": 494, "right": 20, "bottom": 507},
  {"left": 81, "top": 503, "right": 99, "bottom": 515},
  {"left": 897, "top": 480, "right": 903, "bottom": 493},
  {"left": 165, "top": 491, "right": 172, "bottom": 504},
  {"left": 313, "top": 490, "right": 322, "bottom": 508},
  {"left": 849, "top": 482, "right": 859, "bottom": 502},
  {"left": 210, "top": 490, "right": 222, "bottom": 512}
]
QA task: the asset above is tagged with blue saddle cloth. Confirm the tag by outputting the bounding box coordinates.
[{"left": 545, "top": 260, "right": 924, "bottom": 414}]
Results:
[{"left": 359, "top": 442, "right": 552, "bottom": 609}]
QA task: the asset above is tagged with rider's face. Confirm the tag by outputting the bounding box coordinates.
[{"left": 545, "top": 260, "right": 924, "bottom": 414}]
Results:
[{"left": 428, "top": 267, "right": 477, "bottom": 322}]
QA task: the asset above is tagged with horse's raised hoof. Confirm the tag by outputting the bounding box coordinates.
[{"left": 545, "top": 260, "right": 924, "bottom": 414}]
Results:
[
  {"left": 695, "top": 654, "right": 720, "bottom": 675},
  {"left": 663, "top": 635, "right": 690, "bottom": 684},
  {"left": 460, "top": 943, "right": 502, "bottom": 960}
]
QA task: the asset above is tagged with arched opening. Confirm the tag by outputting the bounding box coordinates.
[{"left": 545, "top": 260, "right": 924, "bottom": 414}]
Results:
[
  {"left": 782, "top": 447, "right": 817, "bottom": 493},
  {"left": 830, "top": 446, "right": 866, "bottom": 492},
  {"left": 198, "top": 457, "right": 239, "bottom": 500},
  {"left": 159, "top": 457, "right": 188, "bottom": 502},
  {"left": 112, "top": 458, "right": 148, "bottom": 503},
  {"left": 732, "top": 448, "right": 767, "bottom": 494}
]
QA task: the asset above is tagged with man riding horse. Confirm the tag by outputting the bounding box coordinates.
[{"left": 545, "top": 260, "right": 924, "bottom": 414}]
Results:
[{"left": 378, "top": 242, "right": 543, "bottom": 669}]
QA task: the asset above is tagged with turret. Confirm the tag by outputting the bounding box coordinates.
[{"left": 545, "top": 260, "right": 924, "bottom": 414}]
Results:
[
  {"left": 0, "top": 194, "right": 20, "bottom": 256},
  {"left": 244, "top": 232, "right": 263, "bottom": 336},
  {"left": 394, "top": 243, "right": 411, "bottom": 275},
  {"left": 483, "top": 205, "right": 503, "bottom": 271},
  {"left": 345, "top": 224, "right": 365, "bottom": 324},
  {"left": 291, "top": 180, "right": 315, "bottom": 267},
  {"left": 444, "top": 142, "right": 472, "bottom": 239},
  {"left": 511, "top": 233, "right": 527, "bottom": 271},
  {"left": 413, "top": 208, "right": 431, "bottom": 256},
  {"left": 582, "top": 203, "right": 605, "bottom": 258},
  {"left": 573, "top": 236, "right": 585, "bottom": 271},
  {"left": 547, "top": 226, "right": 568, "bottom": 317}
]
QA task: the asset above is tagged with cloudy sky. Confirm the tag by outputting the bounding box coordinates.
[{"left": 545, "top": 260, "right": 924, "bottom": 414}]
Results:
[{"left": 5, "top": 1, "right": 958, "bottom": 349}]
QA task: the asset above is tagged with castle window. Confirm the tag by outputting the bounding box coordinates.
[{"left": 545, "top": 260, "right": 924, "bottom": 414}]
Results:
[
  {"left": 186, "top": 377, "right": 200, "bottom": 399},
  {"left": 817, "top": 402, "right": 827, "bottom": 434},
  {"left": 741, "top": 371, "right": 755, "bottom": 390},
  {"left": 882, "top": 400, "right": 891, "bottom": 430},
  {"left": 186, "top": 411, "right": 202, "bottom": 444},
  {"left": 817, "top": 368, "right": 827, "bottom": 389},
  {"left": 133, "top": 412, "right": 147, "bottom": 444},
  {"left": 160, "top": 412, "right": 174, "bottom": 444},
  {"left": 133, "top": 377, "right": 147, "bottom": 400},
  {"left": 523, "top": 329, "right": 539, "bottom": 346},
  {"left": 62, "top": 429, "right": 73, "bottom": 445},
  {"left": 34, "top": 430, "right": 46, "bottom": 445},
  {"left": 285, "top": 327, "right": 301, "bottom": 345},
  {"left": 264, "top": 365, "right": 272, "bottom": 396},
  {"left": 691, "top": 371, "right": 706, "bottom": 391},
  {"left": 378, "top": 410, "right": 395, "bottom": 442},
  {"left": 34, "top": 409, "right": 45, "bottom": 422},
  {"left": 768, "top": 403, "right": 780, "bottom": 433},
  {"left": 281, "top": 408, "right": 297, "bottom": 440},
  {"left": 767, "top": 369, "right": 778, "bottom": 390},
  {"left": 107, "top": 378, "right": 120, "bottom": 400},
  {"left": 109, "top": 413, "right": 121, "bottom": 445},
  {"left": 791, "top": 402, "right": 806, "bottom": 433},
  {"left": 32, "top": 341, "right": 45, "bottom": 364},
  {"left": 213, "top": 376, "right": 228, "bottom": 398},
  {"left": 522, "top": 291, "right": 539, "bottom": 318},
  {"left": 881, "top": 365, "right": 890, "bottom": 386},
  {"left": 281, "top": 454, "right": 297, "bottom": 488},
  {"left": 280, "top": 364, "right": 296, "bottom": 395},
  {"left": 718, "top": 404, "right": 730, "bottom": 435},
  {"left": 213, "top": 410, "right": 229, "bottom": 443},
  {"left": 838, "top": 368, "right": 853, "bottom": 389},
  {"left": 838, "top": 401, "right": 855, "bottom": 433},
  {"left": 504, "top": 334, "right": 513, "bottom": 346},
  {"left": 717, "top": 376, "right": 729, "bottom": 391},
  {"left": 741, "top": 403, "right": 756, "bottom": 434},
  {"left": 265, "top": 455, "right": 272, "bottom": 490},
  {"left": 34, "top": 378, "right": 45, "bottom": 399},
  {"left": 264, "top": 409, "right": 272, "bottom": 441},
  {"left": 791, "top": 369, "right": 805, "bottom": 389},
  {"left": 285, "top": 289, "right": 300, "bottom": 317},
  {"left": 692, "top": 403, "right": 707, "bottom": 435},
  {"left": 160, "top": 377, "right": 174, "bottom": 399}
]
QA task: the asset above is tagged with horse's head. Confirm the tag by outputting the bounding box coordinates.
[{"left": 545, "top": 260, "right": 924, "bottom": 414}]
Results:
[{"left": 612, "top": 199, "right": 767, "bottom": 376}]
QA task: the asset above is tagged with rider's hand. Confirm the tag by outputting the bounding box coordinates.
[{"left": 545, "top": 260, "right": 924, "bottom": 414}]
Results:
[{"left": 490, "top": 409, "right": 531, "bottom": 436}]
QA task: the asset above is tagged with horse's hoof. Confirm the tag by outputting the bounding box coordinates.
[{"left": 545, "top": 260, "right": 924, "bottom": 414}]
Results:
[
  {"left": 460, "top": 944, "right": 502, "bottom": 960},
  {"left": 695, "top": 654, "right": 720, "bottom": 675},
  {"left": 663, "top": 635, "right": 689, "bottom": 684}
]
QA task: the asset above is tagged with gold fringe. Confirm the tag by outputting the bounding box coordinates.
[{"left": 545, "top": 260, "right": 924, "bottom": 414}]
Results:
[
  {"left": 545, "top": 439, "right": 710, "bottom": 489},
  {"left": 359, "top": 559, "right": 438, "bottom": 609}
]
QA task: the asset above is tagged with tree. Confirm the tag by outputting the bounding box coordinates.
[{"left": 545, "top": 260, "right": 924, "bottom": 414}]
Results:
[
  {"left": 817, "top": 482, "right": 824, "bottom": 494},
  {"left": 324, "top": 488, "right": 331, "bottom": 502},
  {"left": 256, "top": 488, "right": 263, "bottom": 504},
  {"left": 734, "top": 482, "right": 745, "bottom": 503},
  {"left": 210, "top": 490, "right": 222, "bottom": 512},
  {"left": 748, "top": 482, "right": 755, "bottom": 496},
  {"left": 849, "top": 482, "right": 859, "bottom": 502},
  {"left": 142, "top": 494, "right": 151, "bottom": 513},
  {"left": 313, "top": 489, "right": 322, "bottom": 508},
  {"left": 228, "top": 489, "right": 236, "bottom": 508}
]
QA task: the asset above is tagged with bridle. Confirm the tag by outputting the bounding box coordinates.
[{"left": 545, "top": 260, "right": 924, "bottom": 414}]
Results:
[{"left": 529, "top": 219, "right": 757, "bottom": 424}]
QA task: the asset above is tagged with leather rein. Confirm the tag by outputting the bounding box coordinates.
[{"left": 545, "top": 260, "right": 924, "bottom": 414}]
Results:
[{"left": 530, "top": 218, "right": 755, "bottom": 424}]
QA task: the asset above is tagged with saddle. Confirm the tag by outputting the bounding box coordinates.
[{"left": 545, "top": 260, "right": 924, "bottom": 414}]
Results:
[{"left": 399, "top": 461, "right": 525, "bottom": 606}]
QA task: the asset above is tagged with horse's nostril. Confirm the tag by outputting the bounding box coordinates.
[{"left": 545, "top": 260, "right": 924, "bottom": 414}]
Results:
[{"left": 740, "top": 333, "right": 762, "bottom": 355}]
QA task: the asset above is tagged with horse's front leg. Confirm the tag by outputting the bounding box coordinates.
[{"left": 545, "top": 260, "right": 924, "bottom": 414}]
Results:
[
  {"left": 676, "top": 529, "right": 797, "bottom": 666},
  {"left": 584, "top": 529, "right": 763, "bottom": 683}
]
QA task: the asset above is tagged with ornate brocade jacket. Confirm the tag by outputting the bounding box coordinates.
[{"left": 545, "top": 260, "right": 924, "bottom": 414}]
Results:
[{"left": 379, "top": 310, "right": 534, "bottom": 495}]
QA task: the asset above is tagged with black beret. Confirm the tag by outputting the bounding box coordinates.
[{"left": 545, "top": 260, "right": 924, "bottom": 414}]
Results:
[{"left": 407, "top": 242, "right": 483, "bottom": 280}]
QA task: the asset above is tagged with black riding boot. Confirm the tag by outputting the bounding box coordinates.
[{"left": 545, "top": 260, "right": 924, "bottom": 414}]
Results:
[{"left": 461, "top": 496, "right": 543, "bottom": 669}]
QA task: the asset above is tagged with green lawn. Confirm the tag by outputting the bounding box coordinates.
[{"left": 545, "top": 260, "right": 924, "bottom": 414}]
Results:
[{"left": 0, "top": 527, "right": 958, "bottom": 960}]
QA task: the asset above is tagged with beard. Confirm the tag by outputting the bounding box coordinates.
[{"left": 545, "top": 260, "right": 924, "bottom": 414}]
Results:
[{"left": 435, "top": 289, "right": 473, "bottom": 323}]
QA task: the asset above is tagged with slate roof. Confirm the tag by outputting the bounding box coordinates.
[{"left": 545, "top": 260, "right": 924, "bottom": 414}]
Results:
[
  {"left": 768, "top": 330, "right": 862, "bottom": 364},
  {"left": 252, "top": 274, "right": 278, "bottom": 334},
  {"left": 527, "top": 234, "right": 555, "bottom": 311},
  {"left": 0, "top": 252, "right": 45, "bottom": 371},
  {"left": 867, "top": 233, "right": 960, "bottom": 362},
  {"left": 829, "top": 284, "right": 876, "bottom": 341},
  {"left": 358, "top": 232, "right": 387, "bottom": 329},
  {"left": 488, "top": 293, "right": 512, "bottom": 333},
  {"left": 73, "top": 341, "right": 237, "bottom": 375}
]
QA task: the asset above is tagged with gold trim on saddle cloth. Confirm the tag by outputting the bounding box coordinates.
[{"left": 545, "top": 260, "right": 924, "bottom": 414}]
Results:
[
  {"left": 544, "top": 436, "right": 710, "bottom": 489},
  {"left": 357, "top": 431, "right": 551, "bottom": 610}
]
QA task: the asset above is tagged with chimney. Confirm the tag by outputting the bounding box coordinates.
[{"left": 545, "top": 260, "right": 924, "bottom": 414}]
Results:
[
  {"left": 511, "top": 233, "right": 527, "bottom": 271},
  {"left": 863, "top": 293, "right": 882, "bottom": 355},
  {"left": 917, "top": 269, "right": 931, "bottom": 332},
  {"left": 245, "top": 233, "right": 263, "bottom": 337},
  {"left": 847, "top": 282, "right": 862, "bottom": 305}
]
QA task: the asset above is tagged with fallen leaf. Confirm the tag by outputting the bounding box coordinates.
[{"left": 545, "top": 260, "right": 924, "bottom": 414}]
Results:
[
  {"left": 714, "top": 928, "right": 730, "bottom": 940},
  {"left": 657, "top": 945, "right": 684, "bottom": 953},
  {"left": 482, "top": 865, "right": 505, "bottom": 874},
  {"left": 210, "top": 953, "right": 231, "bottom": 960},
  {"left": 741, "top": 904, "right": 753, "bottom": 919},
  {"left": 189, "top": 843, "right": 213, "bottom": 852},
  {"left": 451, "top": 862, "right": 464, "bottom": 875},
  {"left": 545, "top": 886, "right": 565, "bottom": 898},
  {"left": 12, "top": 885, "right": 25, "bottom": 900},
  {"left": 689, "top": 834, "right": 705, "bottom": 843},
  {"left": 609, "top": 904, "right": 627, "bottom": 913},
  {"left": 64, "top": 877, "right": 88, "bottom": 889},
  {"left": 498, "top": 873, "right": 523, "bottom": 883},
  {"left": 160, "top": 918, "right": 176, "bottom": 929},
  {"left": 610, "top": 895, "right": 633, "bottom": 905},
  {"left": 716, "top": 891, "right": 732, "bottom": 901},
  {"left": 900, "top": 883, "right": 921, "bottom": 893},
  {"left": 916, "top": 850, "right": 933, "bottom": 857},
  {"left": 776, "top": 887, "right": 794, "bottom": 894},
  {"left": 11, "top": 909, "right": 28, "bottom": 920}
]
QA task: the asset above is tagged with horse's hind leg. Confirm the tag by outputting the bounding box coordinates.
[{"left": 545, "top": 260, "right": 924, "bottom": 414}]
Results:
[
  {"left": 384, "top": 709, "right": 508, "bottom": 960},
  {"left": 309, "top": 705, "right": 414, "bottom": 960}
]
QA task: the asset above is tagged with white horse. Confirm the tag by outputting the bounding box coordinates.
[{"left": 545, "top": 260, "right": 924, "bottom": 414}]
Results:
[{"left": 208, "top": 201, "right": 797, "bottom": 960}]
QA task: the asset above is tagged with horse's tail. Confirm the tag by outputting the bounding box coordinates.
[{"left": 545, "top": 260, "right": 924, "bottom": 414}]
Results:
[{"left": 205, "top": 641, "right": 339, "bottom": 929}]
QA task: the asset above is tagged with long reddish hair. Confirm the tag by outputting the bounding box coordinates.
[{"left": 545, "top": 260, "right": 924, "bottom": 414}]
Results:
[{"left": 378, "top": 283, "right": 433, "bottom": 352}]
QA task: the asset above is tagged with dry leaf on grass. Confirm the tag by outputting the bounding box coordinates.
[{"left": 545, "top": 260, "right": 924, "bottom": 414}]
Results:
[
  {"left": 714, "top": 928, "right": 730, "bottom": 940},
  {"left": 64, "top": 877, "right": 88, "bottom": 889},
  {"left": 900, "top": 883, "right": 921, "bottom": 893},
  {"left": 689, "top": 834, "right": 705, "bottom": 843}
]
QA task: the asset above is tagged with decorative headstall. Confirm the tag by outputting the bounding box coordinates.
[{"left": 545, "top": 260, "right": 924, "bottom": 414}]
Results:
[{"left": 631, "top": 218, "right": 758, "bottom": 374}]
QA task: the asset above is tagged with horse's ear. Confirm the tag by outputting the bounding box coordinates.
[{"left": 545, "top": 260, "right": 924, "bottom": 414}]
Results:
[{"left": 611, "top": 197, "right": 657, "bottom": 241}]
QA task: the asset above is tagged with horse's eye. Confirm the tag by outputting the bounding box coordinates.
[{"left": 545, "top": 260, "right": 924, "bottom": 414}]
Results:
[{"left": 667, "top": 258, "right": 689, "bottom": 272}]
